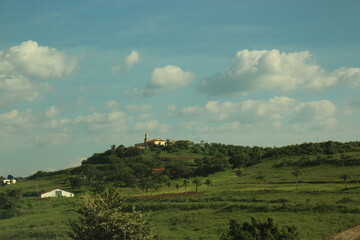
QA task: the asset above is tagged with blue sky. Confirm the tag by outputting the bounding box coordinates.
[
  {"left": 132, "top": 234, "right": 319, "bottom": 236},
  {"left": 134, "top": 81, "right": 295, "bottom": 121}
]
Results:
[{"left": 1, "top": 0, "right": 359, "bottom": 177}]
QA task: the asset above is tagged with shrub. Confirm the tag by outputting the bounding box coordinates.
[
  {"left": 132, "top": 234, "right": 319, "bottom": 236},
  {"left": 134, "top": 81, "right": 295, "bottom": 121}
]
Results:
[{"left": 220, "top": 217, "right": 299, "bottom": 240}]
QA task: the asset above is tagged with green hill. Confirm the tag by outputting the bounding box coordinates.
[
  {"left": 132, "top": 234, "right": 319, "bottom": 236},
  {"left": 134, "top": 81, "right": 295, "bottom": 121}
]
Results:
[{"left": 1, "top": 141, "right": 360, "bottom": 239}]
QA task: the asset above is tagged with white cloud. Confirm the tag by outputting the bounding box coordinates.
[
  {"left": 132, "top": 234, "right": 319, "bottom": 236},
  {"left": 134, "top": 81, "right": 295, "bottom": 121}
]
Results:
[
  {"left": 180, "top": 97, "right": 338, "bottom": 133},
  {"left": 106, "top": 100, "right": 118, "bottom": 108},
  {"left": 181, "top": 96, "right": 296, "bottom": 122},
  {"left": 33, "top": 133, "right": 70, "bottom": 145},
  {"left": 67, "top": 157, "right": 87, "bottom": 168},
  {"left": 0, "top": 109, "right": 35, "bottom": 136},
  {"left": 6, "top": 40, "right": 77, "bottom": 79},
  {"left": 134, "top": 120, "right": 170, "bottom": 133},
  {"left": 292, "top": 100, "right": 336, "bottom": 122},
  {"left": 74, "top": 111, "right": 129, "bottom": 132},
  {"left": 345, "top": 98, "right": 360, "bottom": 114},
  {"left": 198, "top": 49, "right": 360, "bottom": 95},
  {"left": 125, "top": 87, "right": 144, "bottom": 97},
  {"left": 145, "top": 65, "right": 194, "bottom": 95},
  {"left": 182, "top": 121, "right": 243, "bottom": 133},
  {"left": 112, "top": 50, "right": 141, "bottom": 73},
  {"left": 0, "top": 74, "right": 49, "bottom": 106},
  {"left": 0, "top": 41, "right": 77, "bottom": 106},
  {"left": 44, "top": 106, "right": 60, "bottom": 118}
]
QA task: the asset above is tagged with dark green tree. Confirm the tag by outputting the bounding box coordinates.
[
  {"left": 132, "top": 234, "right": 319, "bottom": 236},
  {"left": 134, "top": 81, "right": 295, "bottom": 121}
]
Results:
[
  {"left": 220, "top": 218, "right": 299, "bottom": 240},
  {"left": 183, "top": 179, "right": 189, "bottom": 192},
  {"left": 69, "top": 188, "right": 153, "bottom": 240},
  {"left": 205, "top": 179, "right": 211, "bottom": 188},
  {"left": 291, "top": 169, "right": 303, "bottom": 191},
  {"left": 192, "top": 178, "right": 202, "bottom": 192},
  {"left": 235, "top": 168, "right": 243, "bottom": 178},
  {"left": 255, "top": 172, "right": 265, "bottom": 190},
  {"left": 175, "top": 183, "right": 181, "bottom": 192},
  {"left": 7, "top": 189, "right": 22, "bottom": 199},
  {"left": 340, "top": 174, "right": 350, "bottom": 189}
]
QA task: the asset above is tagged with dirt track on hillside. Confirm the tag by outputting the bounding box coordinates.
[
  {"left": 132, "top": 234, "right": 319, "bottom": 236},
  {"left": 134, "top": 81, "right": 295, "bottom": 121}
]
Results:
[{"left": 331, "top": 225, "right": 360, "bottom": 240}]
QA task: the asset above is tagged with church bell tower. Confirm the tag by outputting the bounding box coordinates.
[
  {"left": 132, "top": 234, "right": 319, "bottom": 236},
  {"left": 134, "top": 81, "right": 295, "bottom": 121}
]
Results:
[{"left": 144, "top": 132, "right": 149, "bottom": 146}]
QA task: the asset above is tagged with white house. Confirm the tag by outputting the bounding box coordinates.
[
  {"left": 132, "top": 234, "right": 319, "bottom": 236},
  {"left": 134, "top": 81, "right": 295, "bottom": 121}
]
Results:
[
  {"left": 135, "top": 132, "right": 167, "bottom": 148},
  {"left": 3, "top": 179, "right": 16, "bottom": 185},
  {"left": 40, "top": 189, "right": 74, "bottom": 198}
]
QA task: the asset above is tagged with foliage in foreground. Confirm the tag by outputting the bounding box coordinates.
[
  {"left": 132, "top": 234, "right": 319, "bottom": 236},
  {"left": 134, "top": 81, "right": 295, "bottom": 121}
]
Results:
[
  {"left": 220, "top": 217, "right": 299, "bottom": 240},
  {"left": 69, "top": 188, "right": 154, "bottom": 240}
]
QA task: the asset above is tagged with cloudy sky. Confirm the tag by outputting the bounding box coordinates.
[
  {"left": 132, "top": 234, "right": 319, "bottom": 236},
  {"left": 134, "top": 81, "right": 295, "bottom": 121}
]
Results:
[{"left": 1, "top": 0, "right": 359, "bottom": 177}]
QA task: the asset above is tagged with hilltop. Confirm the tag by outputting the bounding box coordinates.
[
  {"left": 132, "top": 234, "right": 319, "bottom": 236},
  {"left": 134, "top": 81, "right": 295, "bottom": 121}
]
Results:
[{"left": 1, "top": 140, "right": 360, "bottom": 239}]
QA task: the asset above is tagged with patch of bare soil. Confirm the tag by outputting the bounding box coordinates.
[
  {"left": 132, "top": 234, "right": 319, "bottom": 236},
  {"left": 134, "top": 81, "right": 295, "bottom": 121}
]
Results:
[{"left": 331, "top": 225, "right": 360, "bottom": 240}]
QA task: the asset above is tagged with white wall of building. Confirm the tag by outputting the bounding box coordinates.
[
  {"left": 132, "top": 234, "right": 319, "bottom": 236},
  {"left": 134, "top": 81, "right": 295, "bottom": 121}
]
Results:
[{"left": 40, "top": 188, "right": 74, "bottom": 198}]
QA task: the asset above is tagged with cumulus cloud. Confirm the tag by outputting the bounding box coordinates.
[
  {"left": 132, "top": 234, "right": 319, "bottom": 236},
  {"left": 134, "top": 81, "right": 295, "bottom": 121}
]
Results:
[
  {"left": 67, "top": 157, "right": 87, "bottom": 168},
  {"left": 134, "top": 120, "right": 170, "bottom": 132},
  {"left": 180, "top": 97, "right": 337, "bottom": 132},
  {"left": 292, "top": 100, "right": 336, "bottom": 122},
  {"left": 0, "top": 41, "right": 77, "bottom": 106},
  {"left": 0, "top": 74, "right": 50, "bottom": 107},
  {"left": 345, "top": 98, "right": 360, "bottom": 114},
  {"left": 198, "top": 49, "right": 360, "bottom": 95},
  {"left": 73, "top": 111, "right": 129, "bottom": 132},
  {"left": 44, "top": 106, "right": 60, "bottom": 118},
  {"left": 144, "top": 65, "right": 194, "bottom": 96},
  {"left": 105, "top": 100, "right": 118, "bottom": 108},
  {"left": 4, "top": 40, "right": 77, "bottom": 79},
  {"left": 124, "top": 87, "right": 144, "bottom": 97},
  {"left": 181, "top": 96, "right": 296, "bottom": 122},
  {"left": 33, "top": 133, "right": 70, "bottom": 145},
  {"left": 112, "top": 50, "right": 141, "bottom": 73},
  {"left": 182, "top": 121, "right": 243, "bottom": 133},
  {"left": 0, "top": 109, "right": 35, "bottom": 136}
]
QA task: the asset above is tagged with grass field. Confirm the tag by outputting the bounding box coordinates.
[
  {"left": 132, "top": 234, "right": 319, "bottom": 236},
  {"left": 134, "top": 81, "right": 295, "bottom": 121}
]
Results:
[{"left": 1, "top": 152, "right": 360, "bottom": 239}]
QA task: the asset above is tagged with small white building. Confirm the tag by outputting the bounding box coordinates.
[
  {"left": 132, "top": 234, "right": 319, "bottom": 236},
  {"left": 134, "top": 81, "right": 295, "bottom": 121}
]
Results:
[
  {"left": 135, "top": 132, "right": 167, "bottom": 148},
  {"left": 3, "top": 179, "right": 16, "bottom": 185},
  {"left": 40, "top": 189, "right": 74, "bottom": 198}
]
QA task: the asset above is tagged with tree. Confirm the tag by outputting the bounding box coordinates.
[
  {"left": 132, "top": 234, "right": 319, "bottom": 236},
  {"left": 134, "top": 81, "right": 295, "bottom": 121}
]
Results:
[
  {"left": 7, "top": 175, "right": 14, "bottom": 180},
  {"left": 205, "top": 179, "right": 211, "bottom": 188},
  {"left": 340, "top": 174, "right": 350, "bottom": 189},
  {"left": 175, "top": 183, "right": 181, "bottom": 192},
  {"left": 69, "top": 188, "right": 153, "bottom": 240},
  {"left": 7, "top": 189, "right": 22, "bottom": 199},
  {"left": 166, "top": 181, "right": 171, "bottom": 190},
  {"left": 255, "top": 172, "right": 265, "bottom": 190},
  {"left": 291, "top": 169, "right": 303, "bottom": 191},
  {"left": 70, "top": 176, "right": 85, "bottom": 189},
  {"left": 183, "top": 179, "right": 189, "bottom": 192},
  {"left": 192, "top": 178, "right": 202, "bottom": 192},
  {"left": 235, "top": 168, "right": 243, "bottom": 178},
  {"left": 220, "top": 218, "right": 299, "bottom": 240}
]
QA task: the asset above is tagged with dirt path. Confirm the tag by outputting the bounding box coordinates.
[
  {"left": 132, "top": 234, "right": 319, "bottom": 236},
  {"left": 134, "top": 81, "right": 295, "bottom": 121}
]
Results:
[{"left": 331, "top": 225, "right": 360, "bottom": 240}]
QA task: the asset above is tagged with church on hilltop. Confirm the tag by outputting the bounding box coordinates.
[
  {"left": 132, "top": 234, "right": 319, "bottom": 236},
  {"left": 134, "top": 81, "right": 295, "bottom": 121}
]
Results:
[{"left": 134, "top": 132, "right": 167, "bottom": 148}]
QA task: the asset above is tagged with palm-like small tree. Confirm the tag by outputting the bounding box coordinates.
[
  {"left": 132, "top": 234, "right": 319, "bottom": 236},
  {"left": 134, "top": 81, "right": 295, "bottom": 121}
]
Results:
[
  {"left": 192, "top": 178, "right": 202, "bottom": 192},
  {"left": 235, "top": 168, "right": 243, "bottom": 178},
  {"left": 292, "top": 169, "right": 303, "bottom": 191},
  {"left": 183, "top": 179, "right": 189, "bottom": 192},
  {"left": 255, "top": 172, "right": 265, "bottom": 190},
  {"left": 205, "top": 179, "right": 211, "bottom": 188},
  {"left": 340, "top": 174, "right": 350, "bottom": 189},
  {"left": 166, "top": 181, "right": 171, "bottom": 191},
  {"left": 175, "top": 183, "right": 181, "bottom": 192}
]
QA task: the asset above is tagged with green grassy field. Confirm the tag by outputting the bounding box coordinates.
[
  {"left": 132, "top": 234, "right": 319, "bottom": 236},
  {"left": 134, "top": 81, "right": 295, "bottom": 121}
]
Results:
[{"left": 1, "top": 152, "right": 360, "bottom": 240}]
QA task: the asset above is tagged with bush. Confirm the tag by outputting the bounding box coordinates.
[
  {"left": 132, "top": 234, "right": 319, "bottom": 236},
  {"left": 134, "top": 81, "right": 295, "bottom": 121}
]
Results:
[
  {"left": 69, "top": 188, "right": 154, "bottom": 240},
  {"left": 220, "top": 217, "right": 299, "bottom": 240}
]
